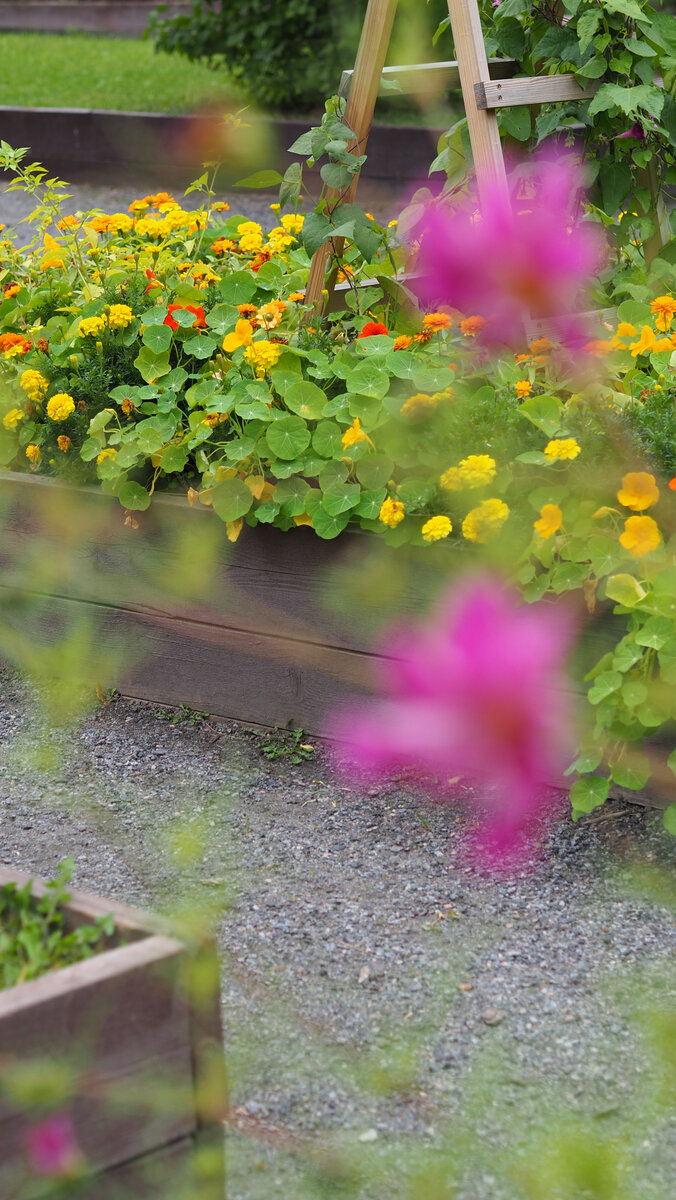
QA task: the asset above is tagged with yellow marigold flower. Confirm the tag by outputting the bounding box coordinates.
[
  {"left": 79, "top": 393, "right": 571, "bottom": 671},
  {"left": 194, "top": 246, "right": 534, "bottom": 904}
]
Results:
[
  {"left": 78, "top": 315, "right": 107, "bottom": 338},
  {"left": 422, "top": 515, "right": 452, "bottom": 542},
  {"left": 121, "top": 397, "right": 135, "bottom": 415},
  {"left": 630, "top": 325, "right": 656, "bottom": 357},
  {"left": 96, "top": 448, "right": 117, "bottom": 464},
  {"left": 650, "top": 294, "right": 676, "bottom": 332},
  {"left": 423, "top": 311, "right": 452, "bottom": 331},
  {"left": 46, "top": 393, "right": 75, "bottom": 422},
  {"left": 20, "top": 369, "right": 49, "bottom": 402},
  {"left": 257, "top": 300, "right": 286, "bottom": 330},
  {"left": 107, "top": 213, "right": 134, "bottom": 234},
  {"left": 243, "top": 340, "right": 283, "bottom": 378},
  {"left": 202, "top": 413, "right": 220, "bottom": 428},
  {"left": 3, "top": 342, "right": 29, "bottom": 359},
  {"left": 289, "top": 291, "right": 305, "bottom": 303},
  {"left": 341, "top": 417, "right": 371, "bottom": 450},
  {"left": 57, "top": 435, "right": 71, "bottom": 451},
  {"left": 25, "top": 443, "right": 41, "bottom": 465},
  {"left": 379, "top": 496, "right": 405, "bottom": 528},
  {"left": 616, "top": 471, "right": 659, "bottom": 511},
  {"left": 544, "top": 438, "right": 581, "bottom": 463},
  {"left": 2, "top": 407, "right": 24, "bottom": 430},
  {"left": 616, "top": 321, "right": 637, "bottom": 338},
  {"left": 57, "top": 214, "right": 78, "bottom": 230},
  {"left": 400, "top": 392, "right": 438, "bottom": 418},
  {"left": 128, "top": 199, "right": 149, "bottom": 213},
  {"left": 280, "top": 213, "right": 304, "bottom": 235},
  {"left": 3, "top": 283, "right": 20, "bottom": 298},
  {"left": 515, "top": 379, "right": 532, "bottom": 397},
  {"left": 239, "top": 232, "right": 264, "bottom": 254},
  {"left": 460, "top": 315, "right": 486, "bottom": 337},
  {"left": 222, "top": 319, "right": 254, "bottom": 353},
  {"left": 237, "top": 220, "right": 262, "bottom": 236},
  {"left": 462, "top": 498, "right": 510, "bottom": 543},
  {"left": 107, "top": 304, "right": 134, "bottom": 330},
  {"left": 619, "top": 514, "right": 660, "bottom": 557},
  {"left": 458, "top": 454, "right": 497, "bottom": 487},
  {"left": 534, "top": 503, "right": 563, "bottom": 539},
  {"left": 439, "top": 466, "right": 463, "bottom": 491}
]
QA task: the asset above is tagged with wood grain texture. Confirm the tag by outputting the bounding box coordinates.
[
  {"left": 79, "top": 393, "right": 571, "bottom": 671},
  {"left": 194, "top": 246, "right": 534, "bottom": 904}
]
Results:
[
  {"left": 446, "top": 0, "right": 509, "bottom": 203},
  {"left": 475, "top": 73, "right": 599, "bottom": 110},
  {"left": 305, "top": 0, "right": 398, "bottom": 309},
  {"left": 340, "top": 56, "right": 516, "bottom": 97}
]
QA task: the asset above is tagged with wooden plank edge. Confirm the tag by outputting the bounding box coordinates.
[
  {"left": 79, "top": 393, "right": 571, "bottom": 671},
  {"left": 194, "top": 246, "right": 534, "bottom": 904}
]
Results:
[
  {"left": 475, "top": 73, "right": 599, "bottom": 110},
  {"left": 340, "top": 56, "right": 517, "bottom": 96}
]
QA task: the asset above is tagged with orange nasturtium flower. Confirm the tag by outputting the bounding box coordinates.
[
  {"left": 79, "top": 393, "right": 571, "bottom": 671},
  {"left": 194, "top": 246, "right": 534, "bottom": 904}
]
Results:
[
  {"left": 616, "top": 471, "right": 659, "bottom": 511},
  {"left": 534, "top": 503, "right": 563, "bottom": 539},
  {"left": 650, "top": 294, "right": 676, "bottom": 332},
  {"left": 629, "top": 325, "right": 656, "bottom": 357},
  {"left": 619, "top": 515, "right": 660, "bottom": 557},
  {"left": 515, "top": 379, "right": 532, "bottom": 397}
]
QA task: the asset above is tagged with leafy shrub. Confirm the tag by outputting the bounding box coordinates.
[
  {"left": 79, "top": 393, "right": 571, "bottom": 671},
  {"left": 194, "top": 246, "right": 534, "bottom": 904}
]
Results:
[{"left": 149, "top": 0, "right": 365, "bottom": 112}]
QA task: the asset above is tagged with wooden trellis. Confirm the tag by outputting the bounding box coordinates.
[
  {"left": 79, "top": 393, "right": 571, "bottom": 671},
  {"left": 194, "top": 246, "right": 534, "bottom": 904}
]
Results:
[{"left": 305, "top": 0, "right": 664, "bottom": 316}]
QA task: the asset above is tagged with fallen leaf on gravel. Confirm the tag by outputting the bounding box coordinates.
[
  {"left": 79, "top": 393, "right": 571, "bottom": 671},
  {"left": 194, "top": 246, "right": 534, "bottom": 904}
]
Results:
[
  {"left": 358, "top": 1129, "right": 378, "bottom": 1143},
  {"left": 358, "top": 965, "right": 371, "bottom": 984},
  {"left": 458, "top": 982, "right": 473, "bottom": 992},
  {"left": 481, "top": 1007, "right": 506, "bottom": 1025}
]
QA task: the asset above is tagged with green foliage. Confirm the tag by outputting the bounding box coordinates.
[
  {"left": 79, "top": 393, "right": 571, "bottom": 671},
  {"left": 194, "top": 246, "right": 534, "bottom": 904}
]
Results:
[
  {"left": 250, "top": 725, "right": 315, "bottom": 763},
  {"left": 0, "top": 858, "right": 115, "bottom": 989},
  {"left": 149, "top": 0, "right": 365, "bottom": 112},
  {"left": 157, "top": 702, "right": 211, "bottom": 726}
]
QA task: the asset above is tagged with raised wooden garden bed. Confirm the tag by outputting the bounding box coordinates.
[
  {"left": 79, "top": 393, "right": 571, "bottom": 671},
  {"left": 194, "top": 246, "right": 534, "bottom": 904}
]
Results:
[
  {"left": 0, "top": 865, "right": 226, "bottom": 1199},
  {"left": 0, "top": 1, "right": 190, "bottom": 38}
]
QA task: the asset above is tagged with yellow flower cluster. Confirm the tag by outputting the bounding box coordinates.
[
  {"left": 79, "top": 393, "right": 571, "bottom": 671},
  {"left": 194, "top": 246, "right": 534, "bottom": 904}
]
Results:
[
  {"left": 20, "top": 369, "right": 49, "bottom": 402},
  {"left": 534, "top": 503, "right": 563, "bottom": 539},
  {"left": 107, "top": 304, "right": 134, "bottom": 330},
  {"left": 2, "top": 407, "right": 24, "bottom": 430},
  {"left": 25, "top": 443, "right": 41, "bottom": 465},
  {"left": 46, "top": 392, "right": 75, "bottom": 422},
  {"left": 544, "top": 438, "right": 580, "bottom": 463},
  {"left": 243, "top": 341, "right": 283, "bottom": 377},
  {"left": 378, "top": 496, "right": 405, "bottom": 527},
  {"left": 440, "top": 454, "right": 496, "bottom": 490},
  {"left": 422, "top": 515, "right": 452, "bottom": 542},
  {"left": 400, "top": 392, "right": 438, "bottom": 418},
  {"left": 462, "top": 498, "right": 510, "bottom": 543},
  {"left": 78, "top": 315, "right": 107, "bottom": 338}
]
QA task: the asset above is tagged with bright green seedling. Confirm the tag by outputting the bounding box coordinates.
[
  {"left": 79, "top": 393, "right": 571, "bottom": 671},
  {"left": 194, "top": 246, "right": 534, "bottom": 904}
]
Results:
[
  {"left": 0, "top": 857, "right": 115, "bottom": 990},
  {"left": 156, "top": 703, "right": 211, "bottom": 727},
  {"left": 251, "top": 726, "right": 315, "bottom": 764}
]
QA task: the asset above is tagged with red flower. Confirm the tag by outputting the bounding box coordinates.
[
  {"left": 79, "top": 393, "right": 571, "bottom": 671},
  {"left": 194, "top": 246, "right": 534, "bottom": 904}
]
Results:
[
  {"left": 669, "top": 476, "right": 676, "bottom": 491},
  {"left": 164, "top": 303, "right": 206, "bottom": 331},
  {"left": 358, "top": 321, "right": 389, "bottom": 338}
]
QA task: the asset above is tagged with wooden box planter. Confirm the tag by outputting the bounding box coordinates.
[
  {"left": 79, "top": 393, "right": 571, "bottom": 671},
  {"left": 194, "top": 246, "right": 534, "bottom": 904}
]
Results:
[
  {"left": 0, "top": 866, "right": 226, "bottom": 1199},
  {"left": 0, "top": 1, "right": 191, "bottom": 39}
]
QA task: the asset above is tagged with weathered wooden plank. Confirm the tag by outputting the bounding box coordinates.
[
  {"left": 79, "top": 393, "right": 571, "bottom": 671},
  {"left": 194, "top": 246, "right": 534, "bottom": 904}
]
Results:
[
  {"left": 306, "top": 0, "right": 398, "bottom": 308},
  {"left": 77, "top": 1136, "right": 204, "bottom": 1200},
  {"left": 475, "top": 73, "right": 599, "bottom": 110},
  {"left": 446, "top": 0, "right": 509, "bottom": 204},
  {"left": 523, "top": 307, "right": 618, "bottom": 342}
]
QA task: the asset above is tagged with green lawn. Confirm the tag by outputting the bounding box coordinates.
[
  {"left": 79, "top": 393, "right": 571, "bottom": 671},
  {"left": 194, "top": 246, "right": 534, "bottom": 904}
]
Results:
[{"left": 0, "top": 33, "right": 238, "bottom": 113}]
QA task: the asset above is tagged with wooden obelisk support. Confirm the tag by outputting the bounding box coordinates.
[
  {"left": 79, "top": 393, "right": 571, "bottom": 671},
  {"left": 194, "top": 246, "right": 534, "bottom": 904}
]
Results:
[
  {"left": 445, "top": 0, "right": 508, "bottom": 206},
  {"left": 304, "top": 0, "right": 398, "bottom": 309}
]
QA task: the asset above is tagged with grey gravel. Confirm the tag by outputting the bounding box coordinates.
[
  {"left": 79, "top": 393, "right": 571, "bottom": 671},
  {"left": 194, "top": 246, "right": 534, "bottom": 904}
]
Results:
[{"left": 0, "top": 667, "right": 675, "bottom": 1199}]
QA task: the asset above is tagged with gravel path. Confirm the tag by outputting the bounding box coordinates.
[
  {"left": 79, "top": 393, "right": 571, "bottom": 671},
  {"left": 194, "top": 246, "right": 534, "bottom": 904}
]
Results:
[{"left": 1, "top": 669, "right": 674, "bottom": 1198}]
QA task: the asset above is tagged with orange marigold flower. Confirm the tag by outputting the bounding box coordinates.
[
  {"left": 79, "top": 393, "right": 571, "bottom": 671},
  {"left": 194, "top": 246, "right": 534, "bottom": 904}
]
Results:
[
  {"left": 515, "top": 379, "right": 532, "bottom": 397},
  {"left": 3, "top": 282, "right": 20, "bottom": 298},
  {"left": 669, "top": 475, "right": 676, "bottom": 491},
  {"left": 211, "top": 201, "right": 230, "bottom": 211},
  {"left": 57, "top": 435, "right": 71, "bottom": 452},
  {"left": 423, "top": 312, "right": 452, "bottom": 331},
  {"left": 529, "top": 338, "right": 551, "bottom": 354},
  {"left": 650, "top": 294, "right": 676, "bottom": 332},
  {"left": 0, "top": 332, "right": 31, "bottom": 357},
  {"left": 393, "top": 334, "right": 412, "bottom": 350},
  {"left": 414, "top": 328, "right": 435, "bottom": 344},
  {"left": 460, "top": 315, "right": 486, "bottom": 337}
]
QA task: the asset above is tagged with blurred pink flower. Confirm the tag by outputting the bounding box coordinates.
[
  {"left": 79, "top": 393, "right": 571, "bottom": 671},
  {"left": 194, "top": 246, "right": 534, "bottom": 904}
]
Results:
[
  {"left": 24, "top": 1113, "right": 83, "bottom": 1178},
  {"left": 331, "top": 577, "right": 576, "bottom": 862},
  {"left": 415, "top": 155, "right": 605, "bottom": 345}
]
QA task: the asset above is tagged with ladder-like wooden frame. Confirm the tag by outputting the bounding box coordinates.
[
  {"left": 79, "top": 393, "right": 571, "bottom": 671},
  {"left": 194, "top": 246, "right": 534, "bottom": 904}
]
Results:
[{"left": 304, "top": 0, "right": 661, "bottom": 313}]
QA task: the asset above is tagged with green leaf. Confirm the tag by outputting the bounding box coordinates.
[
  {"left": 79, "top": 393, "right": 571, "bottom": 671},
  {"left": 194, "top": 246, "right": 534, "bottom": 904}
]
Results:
[
  {"left": 287, "top": 131, "right": 314, "bottom": 156},
  {"left": 662, "top": 804, "right": 676, "bottom": 835},
  {"left": 577, "top": 8, "right": 600, "bottom": 53},
  {"left": 635, "top": 616, "right": 673, "bottom": 650},
  {"left": 621, "top": 679, "right": 648, "bottom": 709},
  {"left": 321, "top": 483, "right": 361, "bottom": 516},
  {"left": 345, "top": 362, "right": 390, "bottom": 400},
  {"left": 519, "top": 394, "right": 564, "bottom": 438},
  {"left": 611, "top": 756, "right": 651, "bottom": 791},
  {"left": 605, "top": 573, "right": 647, "bottom": 607},
  {"left": 135, "top": 424, "right": 165, "bottom": 454},
  {"left": 182, "top": 335, "right": 218, "bottom": 359},
  {"left": 134, "top": 347, "right": 172, "bottom": 383},
  {"left": 516, "top": 451, "right": 547, "bottom": 465},
  {"left": 356, "top": 453, "right": 394, "bottom": 490},
  {"left": 569, "top": 775, "right": 609, "bottom": 815},
  {"left": 284, "top": 381, "right": 327, "bottom": 420},
  {"left": 320, "top": 162, "right": 354, "bottom": 189},
  {"left": 159, "top": 444, "right": 188, "bottom": 473},
  {"left": 413, "top": 366, "right": 455, "bottom": 392},
  {"left": 265, "top": 416, "right": 311, "bottom": 460},
  {"left": 587, "top": 670, "right": 623, "bottom": 704},
  {"left": 588, "top": 82, "right": 664, "bottom": 120},
  {"left": 270, "top": 351, "right": 303, "bottom": 394},
  {"left": 235, "top": 170, "right": 284, "bottom": 188},
  {"left": 312, "top": 420, "right": 343, "bottom": 458},
  {"left": 550, "top": 562, "right": 589, "bottom": 594},
  {"left": 142, "top": 323, "right": 172, "bottom": 353},
  {"left": 498, "top": 106, "right": 531, "bottom": 141},
  {"left": 302, "top": 212, "right": 334, "bottom": 256},
  {"left": 117, "top": 481, "right": 151, "bottom": 511},
  {"left": 613, "top": 639, "right": 644, "bottom": 672},
  {"left": 220, "top": 272, "right": 257, "bottom": 305},
  {"left": 211, "top": 478, "right": 253, "bottom": 522},
  {"left": 385, "top": 350, "right": 419, "bottom": 380},
  {"left": 355, "top": 488, "right": 387, "bottom": 519},
  {"left": 274, "top": 477, "right": 312, "bottom": 516},
  {"left": 312, "top": 504, "right": 351, "bottom": 540},
  {"left": 576, "top": 55, "right": 607, "bottom": 79}
]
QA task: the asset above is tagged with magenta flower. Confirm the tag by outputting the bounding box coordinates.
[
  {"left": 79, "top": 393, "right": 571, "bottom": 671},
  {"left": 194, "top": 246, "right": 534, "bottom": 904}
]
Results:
[
  {"left": 24, "top": 1113, "right": 83, "bottom": 1178},
  {"left": 415, "top": 154, "right": 605, "bottom": 345},
  {"left": 331, "top": 577, "right": 576, "bottom": 862}
]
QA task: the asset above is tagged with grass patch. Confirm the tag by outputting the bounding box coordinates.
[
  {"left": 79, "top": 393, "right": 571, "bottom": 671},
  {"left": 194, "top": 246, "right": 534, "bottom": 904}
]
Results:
[{"left": 0, "top": 33, "right": 239, "bottom": 113}]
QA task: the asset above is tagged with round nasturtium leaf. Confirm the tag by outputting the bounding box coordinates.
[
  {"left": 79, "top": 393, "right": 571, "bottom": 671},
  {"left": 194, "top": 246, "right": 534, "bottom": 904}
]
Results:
[
  {"left": 117, "top": 481, "right": 152, "bottom": 511},
  {"left": 312, "top": 420, "right": 343, "bottom": 459},
  {"left": 284, "top": 381, "right": 328, "bottom": 420},
  {"left": 265, "top": 415, "right": 311, "bottom": 460},
  {"left": 356, "top": 453, "right": 394, "bottom": 490},
  {"left": 211, "top": 478, "right": 254, "bottom": 522}
]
